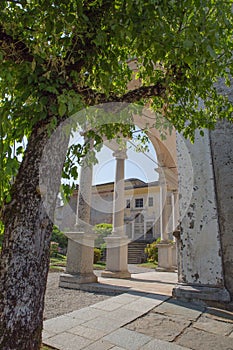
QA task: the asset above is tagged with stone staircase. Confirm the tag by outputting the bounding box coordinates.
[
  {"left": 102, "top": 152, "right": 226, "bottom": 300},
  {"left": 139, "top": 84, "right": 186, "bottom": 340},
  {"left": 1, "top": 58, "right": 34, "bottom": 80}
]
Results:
[{"left": 128, "top": 241, "right": 149, "bottom": 264}]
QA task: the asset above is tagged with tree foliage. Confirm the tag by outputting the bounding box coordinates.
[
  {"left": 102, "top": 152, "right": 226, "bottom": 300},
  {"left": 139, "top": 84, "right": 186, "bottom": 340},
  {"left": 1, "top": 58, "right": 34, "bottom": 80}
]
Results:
[{"left": 0, "top": 0, "right": 232, "bottom": 207}]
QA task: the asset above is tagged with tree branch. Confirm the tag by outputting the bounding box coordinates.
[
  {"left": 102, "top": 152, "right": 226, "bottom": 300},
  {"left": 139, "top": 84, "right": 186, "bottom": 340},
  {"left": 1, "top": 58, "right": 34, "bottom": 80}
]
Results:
[
  {"left": 0, "top": 25, "right": 34, "bottom": 63},
  {"left": 74, "top": 83, "right": 166, "bottom": 106}
]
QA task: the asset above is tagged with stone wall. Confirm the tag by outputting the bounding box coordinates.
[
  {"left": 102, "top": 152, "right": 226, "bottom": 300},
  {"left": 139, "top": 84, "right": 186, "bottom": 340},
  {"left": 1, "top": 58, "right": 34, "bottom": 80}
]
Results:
[{"left": 210, "top": 120, "right": 233, "bottom": 298}]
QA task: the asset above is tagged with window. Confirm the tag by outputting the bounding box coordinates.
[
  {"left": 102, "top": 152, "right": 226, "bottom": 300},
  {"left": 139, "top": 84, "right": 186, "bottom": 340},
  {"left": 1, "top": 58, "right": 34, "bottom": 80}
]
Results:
[
  {"left": 126, "top": 199, "right": 130, "bottom": 208},
  {"left": 135, "top": 198, "right": 143, "bottom": 208},
  {"left": 148, "top": 197, "right": 153, "bottom": 207}
]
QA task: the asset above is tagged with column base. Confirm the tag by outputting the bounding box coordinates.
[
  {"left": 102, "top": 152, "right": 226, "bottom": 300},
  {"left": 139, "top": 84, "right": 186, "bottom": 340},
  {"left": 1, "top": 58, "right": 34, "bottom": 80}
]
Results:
[
  {"left": 101, "top": 270, "right": 131, "bottom": 279},
  {"left": 102, "top": 235, "right": 131, "bottom": 279},
  {"left": 59, "top": 272, "right": 97, "bottom": 290},
  {"left": 157, "top": 242, "right": 175, "bottom": 272},
  {"left": 172, "top": 284, "right": 231, "bottom": 304}
]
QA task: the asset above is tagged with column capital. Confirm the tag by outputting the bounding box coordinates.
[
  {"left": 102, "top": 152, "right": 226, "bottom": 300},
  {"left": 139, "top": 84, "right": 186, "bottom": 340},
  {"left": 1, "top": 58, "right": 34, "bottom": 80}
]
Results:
[{"left": 113, "top": 149, "right": 127, "bottom": 160}]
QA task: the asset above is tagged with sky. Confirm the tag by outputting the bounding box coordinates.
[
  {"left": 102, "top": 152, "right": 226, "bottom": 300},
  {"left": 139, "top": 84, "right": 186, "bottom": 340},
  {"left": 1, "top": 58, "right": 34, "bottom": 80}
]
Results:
[
  {"left": 92, "top": 142, "right": 158, "bottom": 185},
  {"left": 68, "top": 129, "right": 159, "bottom": 186}
]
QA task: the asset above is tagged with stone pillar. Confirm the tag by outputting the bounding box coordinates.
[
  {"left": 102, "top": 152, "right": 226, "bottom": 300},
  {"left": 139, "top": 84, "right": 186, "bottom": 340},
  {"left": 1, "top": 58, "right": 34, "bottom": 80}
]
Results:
[
  {"left": 171, "top": 191, "right": 178, "bottom": 268},
  {"left": 59, "top": 147, "right": 97, "bottom": 289},
  {"left": 157, "top": 172, "right": 174, "bottom": 271},
  {"left": 159, "top": 180, "right": 169, "bottom": 242},
  {"left": 173, "top": 131, "right": 230, "bottom": 303},
  {"left": 101, "top": 149, "right": 131, "bottom": 279}
]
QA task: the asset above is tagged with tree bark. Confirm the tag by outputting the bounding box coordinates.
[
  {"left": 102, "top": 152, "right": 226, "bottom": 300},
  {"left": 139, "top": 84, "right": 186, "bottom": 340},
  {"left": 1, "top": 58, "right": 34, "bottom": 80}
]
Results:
[{"left": 0, "top": 119, "right": 68, "bottom": 349}]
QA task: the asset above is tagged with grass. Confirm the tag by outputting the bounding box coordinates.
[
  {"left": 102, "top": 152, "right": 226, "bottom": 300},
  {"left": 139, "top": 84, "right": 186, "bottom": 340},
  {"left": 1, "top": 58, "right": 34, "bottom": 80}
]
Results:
[
  {"left": 137, "top": 261, "right": 158, "bottom": 269},
  {"left": 41, "top": 346, "right": 56, "bottom": 350},
  {"left": 93, "top": 261, "right": 106, "bottom": 270},
  {"left": 49, "top": 253, "right": 158, "bottom": 271},
  {"left": 50, "top": 254, "right": 67, "bottom": 266},
  {"left": 49, "top": 254, "right": 107, "bottom": 271}
]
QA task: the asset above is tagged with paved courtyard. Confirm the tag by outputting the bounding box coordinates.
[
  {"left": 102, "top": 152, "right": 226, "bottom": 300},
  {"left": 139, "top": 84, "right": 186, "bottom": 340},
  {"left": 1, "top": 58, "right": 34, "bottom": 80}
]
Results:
[{"left": 43, "top": 270, "right": 233, "bottom": 350}]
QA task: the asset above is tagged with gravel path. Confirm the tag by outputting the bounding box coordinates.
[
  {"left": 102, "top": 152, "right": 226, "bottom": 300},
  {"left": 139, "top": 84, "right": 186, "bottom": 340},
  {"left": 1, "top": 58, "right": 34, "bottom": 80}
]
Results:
[
  {"left": 44, "top": 272, "right": 110, "bottom": 320},
  {"left": 44, "top": 265, "right": 155, "bottom": 320}
]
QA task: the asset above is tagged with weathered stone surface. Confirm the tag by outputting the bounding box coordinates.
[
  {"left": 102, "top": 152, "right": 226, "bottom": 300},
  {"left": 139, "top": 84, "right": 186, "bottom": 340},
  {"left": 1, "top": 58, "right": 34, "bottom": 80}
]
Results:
[
  {"left": 152, "top": 299, "right": 204, "bottom": 321},
  {"left": 68, "top": 324, "right": 107, "bottom": 340},
  {"left": 125, "top": 312, "right": 190, "bottom": 341},
  {"left": 173, "top": 284, "right": 230, "bottom": 303},
  {"left": 84, "top": 340, "right": 114, "bottom": 350},
  {"left": 210, "top": 119, "right": 233, "bottom": 299},
  {"left": 176, "top": 131, "right": 225, "bottom": 286},
  {"left": 111, "top": 293, "right": 141, "bottom": 304},
  {"left": 141, "top": 339, "right": 190, "bottom": 350},
  {"left": 82, "top": 316, "right": 126, "bottom": 332},
  {"left": 105, "top": 307, "right": 143, "bottom": 324},
  {"left": 44, "top": 331, "right": 92, "bottom": 350},
  {"left": 176, "top": 327, "right": 233, "bottom": 350},
  {"left": 122, "top": 298, "right": 163, "bottom": 313},
  {"left": 43, "top": 315, "right": 84, "bottom": 334},
  {"left": 103, "top": 328, "right": 152, "bottom": 350},
  {"left": 90, "top": 299, "right": 123, "bottom": 311},
  {"left": 66, "top": 306, "right": 108, "bottom": 321},
  {"left": 193, "top": 315, "right": 233, "bottom": 336},
  {"left": 204, "top": 307, "right": 233, "bottom": 323}
]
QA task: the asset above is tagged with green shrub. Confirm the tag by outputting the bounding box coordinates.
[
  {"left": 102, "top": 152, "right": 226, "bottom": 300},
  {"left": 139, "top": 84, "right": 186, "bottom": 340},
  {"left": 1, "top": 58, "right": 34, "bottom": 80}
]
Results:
[
  {"left": 144, "top": 237, "right": 161, "bottom": 262},
  {"left": 51, "top": 226, "right": 68, "bottom": 250},
  {"left": 50, "top": 241, "right": 59, "bottom": 258},
  {"left": 94, "top": 247, "right": 101, "bottom": 264},
  {"left": 94, "top": 223, "right": 112, "bottom": 248}
]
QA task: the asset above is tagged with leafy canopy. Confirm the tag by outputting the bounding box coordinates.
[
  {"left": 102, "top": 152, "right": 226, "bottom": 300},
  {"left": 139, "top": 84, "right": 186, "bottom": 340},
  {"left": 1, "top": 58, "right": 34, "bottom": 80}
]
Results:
[{"left": 0, "top": 0, "right": 232, "bottom": 206}]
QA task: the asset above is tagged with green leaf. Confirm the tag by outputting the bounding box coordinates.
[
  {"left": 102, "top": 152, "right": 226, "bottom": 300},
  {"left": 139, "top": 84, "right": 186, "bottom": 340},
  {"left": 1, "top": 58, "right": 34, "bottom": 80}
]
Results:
[
  {"left": 31, "top": 59, "right": 36, "bottom": 72},
  {"left": 183, "top": 39, "right": 193, "bottom": 49},
  {"left": 58, "top": 103, "right": 67, "bottom": 117}
]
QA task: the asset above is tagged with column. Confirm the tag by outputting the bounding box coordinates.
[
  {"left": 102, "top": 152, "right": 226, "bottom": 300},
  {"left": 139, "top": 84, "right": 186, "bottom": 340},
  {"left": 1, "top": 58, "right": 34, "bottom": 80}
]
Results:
[
  {"left": 101, "top": 149, "right": 131, "bottom": 279},
  {"left": 173, "top": 130, "right": 230, "bottom": 303},
  {"left": 159, "top": 180, "right": 169, "bottom": 242},
  {"left": 59, "top": 144, "right": 97, "bottom": 289},
  {"left": 156, "top": 169, "right": 174, "bottom": 271},
  {"left": 171, "top": 191, "right": 178, "bottom": 268},
  {"left": 144, "top": 219, "right": 147, "bottom": 240}
]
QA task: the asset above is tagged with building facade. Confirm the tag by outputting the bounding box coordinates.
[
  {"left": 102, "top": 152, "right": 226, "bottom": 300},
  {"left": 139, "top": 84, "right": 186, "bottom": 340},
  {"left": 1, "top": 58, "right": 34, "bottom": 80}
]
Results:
[{"left": 56, "top": 178, "right": 174, "bottom": 243}]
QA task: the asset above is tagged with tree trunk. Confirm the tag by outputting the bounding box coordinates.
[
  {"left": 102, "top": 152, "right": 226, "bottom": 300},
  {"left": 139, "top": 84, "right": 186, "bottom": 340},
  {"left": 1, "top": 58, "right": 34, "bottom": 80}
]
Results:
[{"left": 0, "top": 119, "right": 68, "bottom": 349}]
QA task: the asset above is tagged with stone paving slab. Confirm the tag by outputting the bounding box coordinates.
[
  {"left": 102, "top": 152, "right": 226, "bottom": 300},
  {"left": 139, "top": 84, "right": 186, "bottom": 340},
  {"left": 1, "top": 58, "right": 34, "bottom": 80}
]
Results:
[
  {"left": 205, "top": 306, "right": 233, "bottom": 323},
  {"left": 65, "top": 306, "right": 108, "bottom": 321},
  {"left": 81, "top": 315, "right": 126, "bottom": 333},
  {"left": 104, "top": 307, "right": 143, "bottom": 324},
  {"left": 110, "top": 293, "right": 141, "bottom": 304},
  {"left": 103, "top": 328, "right": 153, "bottom": 350},
  {"left": 43, "top": 315, "right": 84, "bottom": 334},
  {"left": 193, "top": 314, "right": 233, "bottom": 336},
  {"left": 68, "top": 324, "right": 107, "bottom": 340},
  {"left": 44, "top": 332, "right": 93, "bottom": 350},
  {"left": 152, "top": 299, "right": 205, "bottom": 321},
  {"left": 42, "top": 329, "right": 56, "bottom": 340},
  {"left": 122, "top": 297, "right": 167, "bottom": 313},
  {"left": 175, "top": 327, "right": 233, "bottom": 350},
  {"left": 126, "top": 312, "right": 191, "bottom": 342},
  {"left": 83, "top": 339, "right": 114, "bottom": 350},
  {"left": 140, "top": 339, "right": 191, "bottom": 350},
  {"left": 42, "top": 272, "right": 233, "bottom": 350},
  {"left": 90, "top": 299, "right": 124, "bottom": 311}
]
